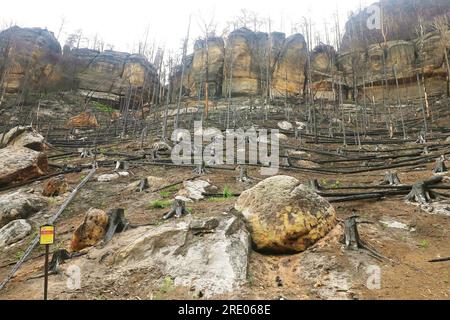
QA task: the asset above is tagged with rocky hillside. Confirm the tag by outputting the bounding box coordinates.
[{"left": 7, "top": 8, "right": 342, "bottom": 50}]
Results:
[
  {"left": 341, "top": 0, "right": 450, "bottom": 50},
  {"left": 0, "top": 27, "right": 159, "bottom": 103},
  {"left": 175, "top": 1, "right": 449, "bottom": 103},
  {"left": 0, "top": 0, "right": 449, "bottom": 106}
]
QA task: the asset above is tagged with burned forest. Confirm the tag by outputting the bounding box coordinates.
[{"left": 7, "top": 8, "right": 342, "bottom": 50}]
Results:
[{"left": 0, "top": 0, "right": 449, "bottom": 302}]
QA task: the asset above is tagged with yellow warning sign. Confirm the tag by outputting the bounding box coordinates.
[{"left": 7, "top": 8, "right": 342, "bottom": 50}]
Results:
[{"left": 40, "top": 225, "right": 55, "bottom": 245}]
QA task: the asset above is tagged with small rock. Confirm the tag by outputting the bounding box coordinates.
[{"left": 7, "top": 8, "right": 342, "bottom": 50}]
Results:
[
  {"left": 42, "top": 176, "right": 68, "bottom": 197},
  {"left": 66, "top": 112, "right": 100, "bottom": 129},
  {"left": 177, "top": 180, "right": 216, "bottom": 201},
  {"left": 277, "top": 121, "right": 293, "bottom": 131},
  {"left": 0, "top": 219, "right": 32, "bottom": 247}
]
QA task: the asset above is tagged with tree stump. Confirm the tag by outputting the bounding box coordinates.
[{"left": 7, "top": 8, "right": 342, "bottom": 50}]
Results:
[
  {"left": 308, "top": 179, "right": 321, "bottom": 191},
  {"left": 80, "top": 149, "right": 94, "bottom": 158},
  {"left": 433, "top": 156, "right": 447, "bottom": 174},
  {"left": 163, "top": 198, "right": 189, "bottom": 220},
  {"left": 103, "top": 208, "right": 129, "bottom": 244},
  {"left": 343, "top": 215, "right": 362, "bottom": 250},
  {"left": 404, "top": 176, "right": 443, "bottom": 204},
  {"left": 48, "top": 249, "right": 72, "bottom": 273},
  {"left": 136, "top": 178, "right": 149, "bottom": 192},
  {"left": 416, "top": 131, "right": 426, "bottom": 144},
  {"left": 193, "top": 161, "right": 206, "bottom": 175},
  {"left": 115, "top": 161, "right": 129, "bottom": 171},
  {"left": 381, "top": 171, "right": 401, "bottom": 186},
  {"left": 237, "top": 165, "right": 250, "bottom": 182}
]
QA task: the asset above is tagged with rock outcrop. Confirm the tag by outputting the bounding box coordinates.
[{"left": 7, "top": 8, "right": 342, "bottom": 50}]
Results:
[
  {"left": 0, "top": 147, "right": 48, "bottom": 187},
  {"left": 91, "top": 212, "right": 250, "bottom": 297},
  {"left": 224, "top": 28, "right": 263, "bottom": 96},
  {"left": 0, "top": 27, "right": 62, "bottom": 93},
  {"left": 0, "top": 191, "right": 47, "bottom": 227},
  {"left": 185, "top": 37, "right": 225, "bottom": 97},
  {"left": 235, "top": 175, "right": 337, "bottom": 253},
  {"left": 63, "top": 48, "right": 159, "bottom": 102},
  {"left": 341, "top": 0, "right": 450, "bottom": 51},
  {"left": 272, "top": 34, "right": 308, "bottom": 97}
]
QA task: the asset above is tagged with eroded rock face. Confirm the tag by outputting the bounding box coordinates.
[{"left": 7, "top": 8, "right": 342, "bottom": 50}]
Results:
[
  {"left": 186, "top": 37, "right": 225, "bottom": 97},
  {"left": 0, "top": 191, "right": 47, "bottom": 227},
  {"left": 0, "top": 27, "right": 62, "bottom": 93},
  {"left": 64, "top": 48, "right": 158, "bottom": 101},
  {"left": 272, "top": 34, "right": 308, "bottom": 97},
  {"left": 93, "top": 213, "right": 250, "bottom": 297},
  {"left": 1, "top": 126, "right": 45, "bottom": 151},
  {"left": 225, "top": 28, "right": 262, "bottom": 95},
  {"left": 0, "top": 219, "right": 32, "bottom": 248},
  {"left": 70, "top": 208, "right": 109, "bottom": 251},
  {"left": 235, "top": 175, "right": 337, "bottom": 253},
  {"left": 0, "top": 147, "right": 48, "bottom": 187}
]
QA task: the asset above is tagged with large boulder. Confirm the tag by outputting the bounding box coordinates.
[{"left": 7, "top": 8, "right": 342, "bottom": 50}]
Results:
[
  {"left": 0, "top": 146, "right": 48, "bottom": 187},
  {"left": 0, "top": 26, "right": 62, "bottom": 93},
  {"left": 70, "top": 208, "right": 109, "bottom": 251},
  {"left": 96, "top": 213, "right": 250, "bottom": 297},
  {"left": 0, "top": 191, "right": 47, "bottom": 227},
  {"left": 0, "top": 219, "right": 32, "bottom": 248},
  {"left": 235, "top": 175, "right": 337, "bottom": 253},
  {"left": 0, "top": 126, "right": 45, "bottom": 151}
]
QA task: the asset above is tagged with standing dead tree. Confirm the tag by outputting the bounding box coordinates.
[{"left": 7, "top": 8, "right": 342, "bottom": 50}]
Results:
[
  {"left": 175, "top": 16, "right": 191, "bottom": 130},
  {"left": 433, "top": 16, "right": 450, "bottom": 97}
]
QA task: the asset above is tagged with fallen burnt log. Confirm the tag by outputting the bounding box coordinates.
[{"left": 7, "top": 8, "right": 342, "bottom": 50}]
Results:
[
  {"left": 428, "top": 257, "right": 450, "bottom": 263},
  {"left": 321, "top": 176, "right": 448, "bottom": 203}
]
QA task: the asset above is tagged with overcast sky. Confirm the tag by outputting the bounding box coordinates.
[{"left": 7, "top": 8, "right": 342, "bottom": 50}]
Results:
[{"left": 1, "top": 0, "right": 371, "bottom": 55}]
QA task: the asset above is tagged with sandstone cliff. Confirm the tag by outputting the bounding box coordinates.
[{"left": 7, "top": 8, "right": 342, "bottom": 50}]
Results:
[
  {"left": 0, "top": 27, "right": 62, "bottom": 93},
  {"left": 0, "top": 26, "right": 159, "bottom": 103},
  {"left": 341, "top": 0, "right": 450, "bottom": 51},
  {"left": 63, "top": 48, "right": 159, "bottom": 101}
]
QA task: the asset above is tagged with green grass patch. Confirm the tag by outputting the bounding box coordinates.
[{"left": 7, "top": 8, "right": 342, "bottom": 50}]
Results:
[
  {"left": 419, "top": 240, "right": 429, "bottom": 249},
  {"left": 149, "top": 199, "right": 172, "bottom": 209},
  {"left": 92, "top": 101, "right": 116, "bottom": 113},
  {"left": 222, "top": 185, "right": 234, "bottom": 198},
  {"left": 153, "top": 277, "right": 174, "bottom": 300}
]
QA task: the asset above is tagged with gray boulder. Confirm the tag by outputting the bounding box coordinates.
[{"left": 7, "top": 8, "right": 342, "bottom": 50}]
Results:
[
  {"left": 0, "top": 219, "right": 32, "bottom": 248},
  {"left": 86, "top": 213, "right": 250, "bottom": 298},
  {"left": 0, "top": 191, "right": 47, "bottom": 227}
]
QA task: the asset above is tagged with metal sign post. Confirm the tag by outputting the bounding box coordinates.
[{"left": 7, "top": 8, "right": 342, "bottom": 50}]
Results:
[{"left": 39, "top": 225, "right": 55, "bottom": 301}]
